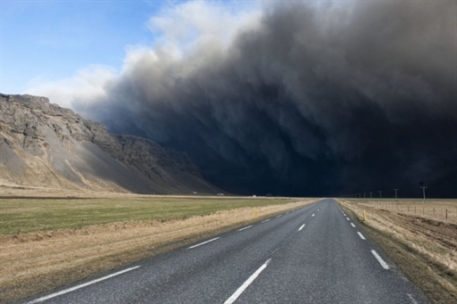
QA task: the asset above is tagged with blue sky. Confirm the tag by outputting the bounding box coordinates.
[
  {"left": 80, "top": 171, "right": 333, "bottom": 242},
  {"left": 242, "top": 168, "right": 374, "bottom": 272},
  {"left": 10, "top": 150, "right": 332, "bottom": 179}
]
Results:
[
  {"left": 0, "top": 0, "right": 261, "bottom": 107},
  {"left": 0, "top": 0, "right": 168, "bottom": 94},
  {"left": 0, "top": 0, "right": 260, "bottom": 100}
]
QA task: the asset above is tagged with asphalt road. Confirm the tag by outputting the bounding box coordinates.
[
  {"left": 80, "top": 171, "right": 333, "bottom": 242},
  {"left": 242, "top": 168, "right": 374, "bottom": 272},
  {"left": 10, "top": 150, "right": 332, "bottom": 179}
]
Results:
[{"left": 24, "top": 199, "right": 428, "bottom": 304}]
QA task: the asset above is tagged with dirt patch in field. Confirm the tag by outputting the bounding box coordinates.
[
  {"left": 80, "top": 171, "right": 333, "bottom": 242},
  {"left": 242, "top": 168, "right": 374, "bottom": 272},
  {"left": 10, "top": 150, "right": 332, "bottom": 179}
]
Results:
[
  {"left": 0, "top": 199, "right": 314, "bottom": 303},
  {"left": 338, "top": 199, "right": 457, "bottom": 304}
]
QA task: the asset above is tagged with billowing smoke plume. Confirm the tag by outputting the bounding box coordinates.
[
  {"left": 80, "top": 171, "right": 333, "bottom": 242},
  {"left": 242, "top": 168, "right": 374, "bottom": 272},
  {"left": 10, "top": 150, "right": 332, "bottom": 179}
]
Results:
[{"left": 73, "top": 0, "right": 456, "bottom": 197}]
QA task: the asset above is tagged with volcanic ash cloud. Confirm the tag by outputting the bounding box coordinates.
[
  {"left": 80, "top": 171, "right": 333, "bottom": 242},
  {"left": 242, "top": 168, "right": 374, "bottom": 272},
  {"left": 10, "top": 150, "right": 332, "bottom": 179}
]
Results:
[{"left": 58, "top": 1, "right": 457, "bottom": 196}]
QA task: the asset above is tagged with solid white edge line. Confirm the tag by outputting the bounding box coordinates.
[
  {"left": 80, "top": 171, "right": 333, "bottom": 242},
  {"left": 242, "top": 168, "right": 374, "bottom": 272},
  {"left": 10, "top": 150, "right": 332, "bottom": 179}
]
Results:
[
  {"left": 238, "top": 225, "right": 253, "bottom": 231},
  {"left": 357, "top": 232, "right": 366, "bottom": 240},
  {"left": 261, "top": 219, "right": 270, "bottom": 223},
  {"left": 188, "top": 237, "right": 220, "bottom": 249},
  {"left": 351, "top": 223, "right": 356, "bottom": 228},
  {"left": 224, "top": 259, "right": 271, "bottom": 304},
  {"left": 371, "top": 250, "right": 390, "bottom": 269},
  {"left": 27, "top": 266, "right": 140, "bottom": 303},
  {"left": 276, "top": 215, "right": 282, "bottom": 218},
  {"left": 298, "top": 224, "right": 305, "bottom": 231}
]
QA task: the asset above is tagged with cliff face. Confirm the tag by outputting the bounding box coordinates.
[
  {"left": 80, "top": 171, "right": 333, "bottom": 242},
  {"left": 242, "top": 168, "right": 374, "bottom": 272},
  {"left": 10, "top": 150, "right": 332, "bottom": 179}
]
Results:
[{"left": 0, "top": 93, "right": 219, "bottom": 194}]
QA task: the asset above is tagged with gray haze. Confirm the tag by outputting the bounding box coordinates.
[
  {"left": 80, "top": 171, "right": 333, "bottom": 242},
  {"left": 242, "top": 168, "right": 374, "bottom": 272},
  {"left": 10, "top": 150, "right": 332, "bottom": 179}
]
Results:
[{"left": 76, "top": 0, "right": 457, "bottom": 197}]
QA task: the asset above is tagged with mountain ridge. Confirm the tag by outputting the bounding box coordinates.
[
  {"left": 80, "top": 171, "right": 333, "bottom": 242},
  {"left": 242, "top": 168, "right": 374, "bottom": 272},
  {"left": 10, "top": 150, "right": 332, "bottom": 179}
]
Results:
[{"left": 0, "top": 93, "right": 220, "bottom": 194}]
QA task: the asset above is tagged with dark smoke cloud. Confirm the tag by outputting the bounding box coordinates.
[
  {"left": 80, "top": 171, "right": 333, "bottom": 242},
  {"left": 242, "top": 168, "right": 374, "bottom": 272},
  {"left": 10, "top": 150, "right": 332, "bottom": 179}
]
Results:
[{"left": 76, "top": 0, "right": 457, "bottom": 197}]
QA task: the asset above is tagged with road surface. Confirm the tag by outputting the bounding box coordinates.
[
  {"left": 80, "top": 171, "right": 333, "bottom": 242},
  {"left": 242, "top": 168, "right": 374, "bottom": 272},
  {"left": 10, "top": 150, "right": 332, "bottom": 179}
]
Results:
[{"left": 25, "top": 199, "right": 427, "bottom": 304}]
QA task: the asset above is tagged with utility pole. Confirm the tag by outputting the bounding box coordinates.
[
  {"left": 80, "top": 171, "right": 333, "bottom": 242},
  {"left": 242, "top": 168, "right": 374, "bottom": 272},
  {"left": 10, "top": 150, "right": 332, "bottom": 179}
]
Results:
[
  {"left": 393, "top": 189, "right": 398, "bottom": 199},
  {"left": 363, "top": 193, "right": 366, "bottom": 198},
  {"left": 420, "top": 186, "right": 427, "bottom": 200},
  {"left": 379, "top": 190, "right": 382, "bottom": 198},
  {"left": 370, "top": 192, "right": 372, "bottom": 198}
]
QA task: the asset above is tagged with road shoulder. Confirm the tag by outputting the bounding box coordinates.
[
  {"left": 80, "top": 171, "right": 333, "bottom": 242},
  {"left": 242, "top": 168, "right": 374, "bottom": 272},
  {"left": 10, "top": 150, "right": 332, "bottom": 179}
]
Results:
[{"left": 338, "top": 200, "right": 457, "bottom": 304}]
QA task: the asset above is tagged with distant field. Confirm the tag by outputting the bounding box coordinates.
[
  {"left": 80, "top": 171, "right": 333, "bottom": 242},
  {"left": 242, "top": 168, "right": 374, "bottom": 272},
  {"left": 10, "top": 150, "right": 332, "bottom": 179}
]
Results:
[
  {"left": 347, "top": 198, "right": 457, "bottom": 223},
  {"left": 0, "top": 196, "right": 300, "bottom": 235}
]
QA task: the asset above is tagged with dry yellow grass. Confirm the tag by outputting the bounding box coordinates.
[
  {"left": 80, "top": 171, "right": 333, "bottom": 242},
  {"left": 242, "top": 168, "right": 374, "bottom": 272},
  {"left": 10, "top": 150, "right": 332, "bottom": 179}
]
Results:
[
  {"left": 0, "top": 198, "right": 315, "bottom": 303},
  {"left": 337, "top": 199, "right": 457, "bottom": 304},
  {"left": 354, "top": 199, "right": 457, "bottom": 224}
]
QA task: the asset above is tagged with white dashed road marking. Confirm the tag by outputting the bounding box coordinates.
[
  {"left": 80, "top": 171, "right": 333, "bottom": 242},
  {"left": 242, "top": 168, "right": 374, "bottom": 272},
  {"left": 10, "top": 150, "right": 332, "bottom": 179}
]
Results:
[
  {"left": 407, "top": 294, "right": 418, "bottom": 304},
  {"left": 371, "top": 250, "right": 390, "bottom": 270},
  {"left": 238, "top": 225, "right": 253, "bottom": 232},
  {"left": 224, "top": 259, "right": 271, "bottom": 304},
  {"left": 188, "top": 237, "right": 220, "bottom": 249},
  {"left": 28, "top": 266, "right": 140, "bottom": 303}
]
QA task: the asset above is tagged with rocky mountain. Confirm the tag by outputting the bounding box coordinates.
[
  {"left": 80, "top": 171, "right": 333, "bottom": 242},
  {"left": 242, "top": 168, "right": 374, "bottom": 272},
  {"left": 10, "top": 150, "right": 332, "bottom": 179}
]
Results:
[{"left": 0, "top": 93, "right": 220, "bottom": 194}]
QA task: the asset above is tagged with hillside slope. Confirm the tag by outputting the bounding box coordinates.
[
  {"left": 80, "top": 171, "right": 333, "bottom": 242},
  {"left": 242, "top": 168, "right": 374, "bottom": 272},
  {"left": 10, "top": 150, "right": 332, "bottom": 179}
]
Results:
[{"left": 0, "top": 93, "right": 220, "bottom": 194}]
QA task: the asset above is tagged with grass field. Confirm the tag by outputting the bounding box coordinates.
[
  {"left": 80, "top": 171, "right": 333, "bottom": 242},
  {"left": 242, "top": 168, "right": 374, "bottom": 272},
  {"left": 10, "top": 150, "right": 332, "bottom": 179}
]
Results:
[
  {"left": 338, "top": 198, "right": 457, "bottom": 304},
  {"left": 0, "top": 195, "right": 315, "bottom": 303},
  {"left": 0, "top": 196, "right": 304, "bottom": 235},
  {"left": 349, "top": 198, "right": 457, "bottom": 223}
]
